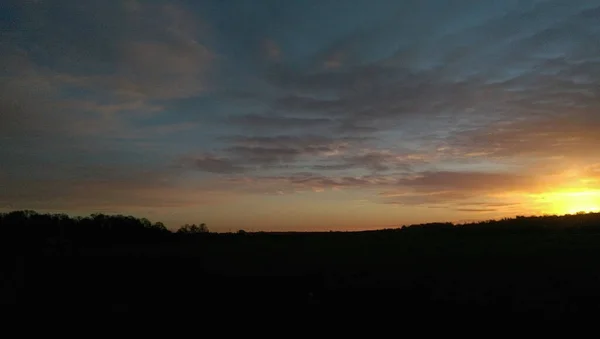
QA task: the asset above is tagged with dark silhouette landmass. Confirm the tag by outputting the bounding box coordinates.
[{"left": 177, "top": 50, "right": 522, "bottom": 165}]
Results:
[{"left": 2, "top": 210, "right": 600, "bottom": 319}]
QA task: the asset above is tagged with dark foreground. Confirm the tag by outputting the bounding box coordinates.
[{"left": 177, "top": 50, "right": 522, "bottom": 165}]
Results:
[
  {"left": 3, "top": 212, "right": 600, "bottom": 321},
  {"left": 4, "top": 232, "right": 600, "bottom": 319}
]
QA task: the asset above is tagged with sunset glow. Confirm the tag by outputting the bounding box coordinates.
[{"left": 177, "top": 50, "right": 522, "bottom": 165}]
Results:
[
  {"left": 2, "top": 1, "right": 600, "bottom": 231},
  {"left": 533, "top": 190, "right": 600, "bottom": 216}
]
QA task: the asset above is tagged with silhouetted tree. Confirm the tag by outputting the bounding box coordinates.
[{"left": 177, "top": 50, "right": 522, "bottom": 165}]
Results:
[
  {"left": 152, "top": 222, "right": 167, "bottom": 231},
  {"left": 0, "top": 210, "right": 175, "bottom": 247},
  {"left": 176, "top": 223, "right": 209, "bottom": 234}
]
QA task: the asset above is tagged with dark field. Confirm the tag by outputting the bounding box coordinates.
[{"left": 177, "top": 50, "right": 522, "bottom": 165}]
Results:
[{"left": 3, "top": 211, "right": 600, "bottom": 320}]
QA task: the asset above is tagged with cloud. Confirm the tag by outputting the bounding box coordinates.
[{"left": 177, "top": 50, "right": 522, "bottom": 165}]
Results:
[
  {"left": 0, "top": 0, "right": 214, "bottom": 167},
  {"left": 225, "top": 135, "right": 363, "bottom": 166},
  {"left": 0, "top": 55, "right": 196, "bottom": 143},
  {"left": 270, "top": 58, "right": 600, "bottom": 137},
  {"left": 185, "top": 135, "right": 374, "bottom": 173},
  {"left": 380, "top": 191, "right": 472, "bottom": 206},
  {"left": 5, "top": 0, "right": 213, "bottom": 104},
  {"left": 229, "top": 114, "right": 333, "bottom": 130},
  {"left": 448, "top": 114, "right": 600, "bottom": 160},
  {"left": 287, "top": 174, "right": 373, "bottom": 188},
  {"left": 268, "top": 68, "right": 506, "bottom": 138},
  {"left": 378, "top": 170, "right": 541, "bottom": 207},
  {"left": 313, "top": 151, "right": 414, "bottom": 172},
  {"left": 268, "top": 64, "right": 399, "bottom": 95},
  {"left": 190, "top": 155, "right": 246, "bottom": 174},
  {"left": 58, "top": 4, "right": 213, "bottom": 101},
  {"left": 226, "top": 146, "right": 306, "bottom": 166},
  {"left": 254, "top": 2, "right": 600, "bottom": 145},
  {"left": 230, "top": 172, "right": 393, "bottom": 194},
  {"left": 214, "top": 167, "right": 542, "bottom": 210},
  {"left": 457, "top": 202, "right": 522, "bottom": 208},
  {"left": 455, "top": 208, "right": 497, "bottom": 213},
  {"left": 117, "top": 40, "right": 213, "bottom": 100},
  {"left": 323, "top": 52, "right": 344, "bottom": 69},
  {"left": 0, "top": 163, "right": 236, "bottom": 212},
  {"left": 4, "top": 0, "right": 600, "bottom": 227},
  {"left": 263, "top": 39, "right": 282, "bottom": 61},
  {"left": 397, "top": 171, "right": 537, "bottom": 194}
]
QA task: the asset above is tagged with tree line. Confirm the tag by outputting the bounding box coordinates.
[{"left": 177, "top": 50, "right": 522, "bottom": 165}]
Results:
[
  {"left": 0, "top": 210, "right": 209, "bottom": 248},
  {"left": 2, "top": 210, "right": 600, "bottom": 247},
  {"left": 388, "top": 212, "right": 600, "bottom": 234}
]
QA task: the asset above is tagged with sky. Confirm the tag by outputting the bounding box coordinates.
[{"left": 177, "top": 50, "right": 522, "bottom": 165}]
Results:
[{"left": 2, "top": 0, "right": 600, "bottom": 231}]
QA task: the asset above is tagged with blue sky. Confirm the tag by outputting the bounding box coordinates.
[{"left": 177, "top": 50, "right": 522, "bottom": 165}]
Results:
[{"left": 2, "top": 0, "right": 600, "bottom": 231}]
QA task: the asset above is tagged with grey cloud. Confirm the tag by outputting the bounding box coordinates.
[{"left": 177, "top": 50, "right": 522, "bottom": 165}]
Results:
[
  {"left": 376, "top": 170, "right": 539, "bottom": 206},
  {"left": 229, "top": 114, "right": 333, "bottom": 130},
  {"left": 456, "top": 208, "right": 497, "bottom": 213},
  {"left": 313, "top": 151, "right": 411, "bottom": 172},
  {"left": 259, "top": 173, "right": 386, "bottom": 190},
  {"left": 261, "top": 2, "right": 600, "bottom": 142},
  {"left": 397, "top": 171, "right": 537, "bottom": 193},
  {"left": 189, "top": 135, "right": 369, "bottom": 173},
  {"left": 379, "top": 171, "right": 535, "bottom": 206},
  {"left": 12, "top": 0, "right": 129, "bottom": 73},
  {"left": 223, "top": 135, "right": 354, "bottom": 166},
  {"left": 1, "top": 0, "right": 214, "bottom": 166},
  {"left": 382, "top": 191, "right": 472, "bottom": 206},
  {"left": 268, "top": 64, "right": 399, "bottom": 95},
  {"left": 273, "top": 95, "right": 339, "bottom": 114},
  {"left": 288, "top": 174, "right": 371, "bottom": 187},
  {"left": 347, "top": 152, "right": 399, "bottom": 172},
  {"left": 11, "top": 0, "right": 213, "bottom": 101},
  {"left": 212, "top": 166, "right": 545, "bottom": 209},
  {"left": 336, "top": 121, "right": 380, "bottom": 134},
  {"left": 312, "top": 163, "right": 356, "bottom": 171},
  {"left": 456, "top": 202, "right": 522, "bottom": 208},
  {"left": 193, "top": 155, "right": 246, "bottom": 174},
  {"left": 220, "top": 172, "right": 400, "bottom": 195},
  {"left": 0, "top": 163, "right": 217, "bottom": 211},
  {"left": 117, "top": 40, "right": 213, "bottom": 100},
  {"left": 272, "top": 60, "right": 600, "bottom": 133},
  {"left": 448, "top": 114, "right": 600, "bottom": 160},
  {"left": 224, "top": 135, "right": 365, "bottom": 147},
  {"left": 271, "top": 74, "right": 500, "bottom": 135},
  {"left": 226, "top": 146, "right": 306, "bottom": 165}
]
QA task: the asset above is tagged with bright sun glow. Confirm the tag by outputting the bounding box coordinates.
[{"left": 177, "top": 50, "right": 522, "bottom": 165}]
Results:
[{"left": 537, "top": 190, "right": 600, "bottom": 215}]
